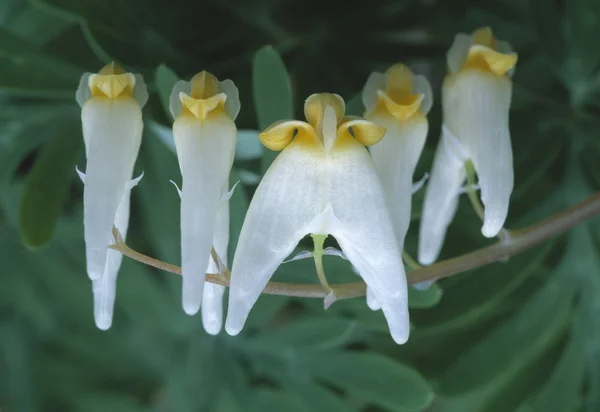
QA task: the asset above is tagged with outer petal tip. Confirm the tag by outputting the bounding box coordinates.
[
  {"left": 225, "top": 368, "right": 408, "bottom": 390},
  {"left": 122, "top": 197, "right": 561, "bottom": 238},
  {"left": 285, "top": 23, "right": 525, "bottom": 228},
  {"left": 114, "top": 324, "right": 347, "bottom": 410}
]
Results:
[
  {"left": 95, "top": 312, "right": 112, "bottom": 331},
  {"left": 482, "top": 218, "right": 503, "bottom": 238},
  {"left": 203, "top": 318, "right": 222, "bottom": 336},
  {"left": 390, "top": 328, "right": 409, "bottom": 345},
  {"left": 182, "top": 276, "right": 204, "bottom": 315}
]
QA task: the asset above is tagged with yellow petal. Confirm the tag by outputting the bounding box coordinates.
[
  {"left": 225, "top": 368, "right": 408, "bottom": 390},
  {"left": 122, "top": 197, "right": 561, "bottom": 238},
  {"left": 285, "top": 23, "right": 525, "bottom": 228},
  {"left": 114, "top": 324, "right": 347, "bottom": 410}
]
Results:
[
  {"left": 179, "top": 92, "right": 227, "bottom": 120},
  {"left": 259, "top": 120, "right": 315, "bottom": 151},
  {"left": 384, "top": 63, "right": 414, "bottom": 100},
  {"left": 304, "top": 93, "right": 345, "bottom": 131},
  {"left": 190, "top": 71, "right": 221, "bottom": 99},
  {"left": 377, "top": 90, "right": 424, "bottom": 121},
  {"left": 98, "top": 62, "right": 126, "bottom": 75},
  {"left": 338, "top": 118, "right": 386, "bottom": 147},
  {"left": 471, "top": 27, "right": 495, "bottom": 48},
  {"left": 88, "top": 72, "right": 136, "bottom": 99},
  {"left": 466, "top": 45, "right": 518, "bottom": 76}
]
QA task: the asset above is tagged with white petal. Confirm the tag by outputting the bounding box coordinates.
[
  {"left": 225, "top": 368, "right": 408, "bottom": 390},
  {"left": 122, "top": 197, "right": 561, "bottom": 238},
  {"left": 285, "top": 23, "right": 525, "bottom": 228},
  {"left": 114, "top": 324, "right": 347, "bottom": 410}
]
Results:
[
  {"left": 174, "top": 114, "right": 236, "bottom": 315},
  {"left": 219, "top": 79, "right": 241, "bottom": 121},
  {"left": 369, "top": 114, "right": 428, "bottom": 247},
  {"left": 418, "top": 128, "right": 466, "bottom": 265},
  {"left": 220, "top": 180, "right": 239, "bottom": 205},
  {"left": 133, "top": 74, "right": 149, "bottom": 107},
  {"left": 446, "top": 33, "right": 472, "bottom": 74},
  {"left": 282, "top": 250, "right": 313, "bottom": 264},
  {"left": 329, "top": 141, "right": 410, "bottom": 344},
  {"left": 443, "top": 71, "right": 513, "bottom": 238},
  {"left": 323, "top": 247, "right": 347, "bottom": 260},
  {"left": 366, "top": 286, "right": 382, "bottom": 311},
  {"left": 413, "top": 74, "right": 433, "bottom": 115},
  {"left": 91, "top": 175, "right": 140, "bottom": 330},
  {"left": 411, "top": 173, "right": 429, "bottom": 195},
  {"left": 226, "top": 144, "right": 327, "bottom": 336},
  {"left": 75, "top": 73, "right": 92, "bottom": 107},
  {"left": 81, "top": 98, "right": 143, "bottom": 280},
  {"left": 322, "top": 106, "right": 337, "bottom": 153},
  {"left": 202, "top": 183, "right": 230, "bottom": 335},
  {"left": 169, "top": 80, "right": 192, "bottom": 120},
  {"left": 361, "top": 72, "right": 386, "bottom": 113}
]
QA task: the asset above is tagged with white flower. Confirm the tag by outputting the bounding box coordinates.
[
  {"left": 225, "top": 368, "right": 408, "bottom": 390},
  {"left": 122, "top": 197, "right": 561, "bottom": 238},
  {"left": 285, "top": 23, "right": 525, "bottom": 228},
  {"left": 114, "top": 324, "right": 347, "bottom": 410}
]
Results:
[
  {"left": 75, "top": 62, "right": 148, "bottom": 329},
  {"left": 169, "top": 71, "right": 239, "bottom": 333},
  {"left": 225, "top": 93, "right": 411, "bottom": 344},
  {"left": 419, "top": 27, "right": 518, "bottom": 265}
]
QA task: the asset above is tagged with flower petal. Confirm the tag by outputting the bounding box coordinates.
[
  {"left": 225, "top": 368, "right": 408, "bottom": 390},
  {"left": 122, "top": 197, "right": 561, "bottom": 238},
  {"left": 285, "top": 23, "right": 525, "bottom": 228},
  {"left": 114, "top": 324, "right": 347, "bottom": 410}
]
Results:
[
  {"left": 366, "top": 286, "right": 382, "bottom": 311},
  {"left": 418, "top": 127, "right": 466, "bottom": 265},
  {"left": 361, "top": 71, "right": 386, "bottom": 113},
  {"left": 443, "top": 70, "right": 513, "bottom": 238},
  {"left": 88, "top": 173, "right": 141, "bottom": 330},
  {"left": 369, "top": 114, "right": 428, "bottom": 247},
  {"left": 202, "top": 184, "right": 229, "bottom": 335},
  {"left": 329, "top": 139, "right": 410, "bottom": 344},
  {"left": 81, "top": 98, "right": 143, "bottom": 280},
  {"left": 219, "top": 79, "right": 241, "bottom": 121},
  {"left": 413, "top": 74, "right": 433, "bottom": 115},
  {"left": 226, "top": 143, "right": 327, "bottom": 336},
  {"left": 447, "top": 33, "right": 472, "bottom": 74},
  {"left": 338, "top": 118, "right": 386, "bottom": 147},
  {"left": 259, "top": 120, "right": 313, "bottom": 151},
  {"left": 169, "top": 80, "right": 191, "bottom": 120},
  {"left": 75, "top": 73, "right": 92, "bottom": 107},
  {"left": 174, "top": 114, "right": 236, "bottom": 315}
]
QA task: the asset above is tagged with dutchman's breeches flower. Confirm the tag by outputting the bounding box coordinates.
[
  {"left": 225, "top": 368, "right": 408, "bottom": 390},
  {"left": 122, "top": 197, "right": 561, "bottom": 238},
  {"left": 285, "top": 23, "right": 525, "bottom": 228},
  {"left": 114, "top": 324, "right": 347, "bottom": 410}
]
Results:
[
  {"left": 362, "top": 63, "right": 433, "bottom": 298},
  {"left": 75, "top": 62, "right": 148, "bottom": 329},
  {"left": 225, "top": 93, "right": 411, "bottom": 344},
  {"left": 170, "top": 71, "right": 239, "bottom": 334},
  {"left": 419, "top": 27, "right": 518, "bottom": 265}
]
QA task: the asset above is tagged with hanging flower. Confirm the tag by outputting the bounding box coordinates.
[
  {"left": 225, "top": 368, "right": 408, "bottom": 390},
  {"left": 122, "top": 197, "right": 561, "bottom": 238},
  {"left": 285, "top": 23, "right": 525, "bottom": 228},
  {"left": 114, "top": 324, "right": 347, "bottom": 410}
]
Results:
[
  {"left": 169, "top": 71, "right": 239, "bottom": 334},
  {"left": 418, "top": 27, "right": 518, "bottom": 265},
  {"left": 75, "top": 62, "right": 148, "bottom": 329},
  {"left": 225, "top": 93, "right": 411, "bottom": 344}
]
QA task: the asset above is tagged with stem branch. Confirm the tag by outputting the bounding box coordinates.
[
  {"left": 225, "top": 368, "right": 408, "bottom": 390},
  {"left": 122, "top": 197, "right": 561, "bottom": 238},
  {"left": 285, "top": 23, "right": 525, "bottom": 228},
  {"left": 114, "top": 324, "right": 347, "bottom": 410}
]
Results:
[{"left": 110, "top": 191, "right": 600, "bottom": 301}]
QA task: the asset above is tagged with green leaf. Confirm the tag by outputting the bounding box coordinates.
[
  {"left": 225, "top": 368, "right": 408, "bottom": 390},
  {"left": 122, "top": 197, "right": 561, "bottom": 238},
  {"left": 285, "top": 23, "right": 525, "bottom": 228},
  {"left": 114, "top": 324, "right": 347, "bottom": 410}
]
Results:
[
  {"left": 19, "top": 118, "right": 82, "bottom": 249},
  {"left": 408, "top": 283, "right": 443, "bottom": 309},
  {"left": 293, "top": 383, "right": 352, "bottom": 412},
  {"left": 0, "top": 27, "right": 81, "bottom": 98},
  {"left": 533, "top": 302, "right": 586, "bottom": 412},
  {"left": 228, "top": 168, "right": 249, "bottom": 264},
  {"left": 437, "top": 267, "right": 574, "bottom": 397},
  {"left": 530, "top": 0, "right": 566, "bottom": 80},
  {"left": 251, "top": 45, "right": 293, "bottom": 172},
  {"left": 137, "top": 124, "right": 181, "bottom": 263},
  {"left": 250, "top": 390, "right": 306, "bottom": 412},
  {"left": 307, "top": 352, "right": 434, "bottom": 412},
  {"left": 155, "top": 64, "right": 179, "bottom": 121},
  {"left": 249, "top": 318, "right": 358, "bottom": 350}
]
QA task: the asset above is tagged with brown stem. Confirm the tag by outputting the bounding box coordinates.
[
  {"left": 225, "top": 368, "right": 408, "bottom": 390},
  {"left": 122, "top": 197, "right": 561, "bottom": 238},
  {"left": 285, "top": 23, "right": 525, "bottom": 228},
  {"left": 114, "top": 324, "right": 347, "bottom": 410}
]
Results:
[{"left": 110, "top": 191, "right": 600, "bottom": 300}]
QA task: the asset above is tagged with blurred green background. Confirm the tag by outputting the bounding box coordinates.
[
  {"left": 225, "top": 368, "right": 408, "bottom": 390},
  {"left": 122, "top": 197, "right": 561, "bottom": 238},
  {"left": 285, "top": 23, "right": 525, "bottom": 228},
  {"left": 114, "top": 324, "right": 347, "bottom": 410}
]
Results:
[{"left": 2, "top": 0, "right": 600, "bottom": 411}]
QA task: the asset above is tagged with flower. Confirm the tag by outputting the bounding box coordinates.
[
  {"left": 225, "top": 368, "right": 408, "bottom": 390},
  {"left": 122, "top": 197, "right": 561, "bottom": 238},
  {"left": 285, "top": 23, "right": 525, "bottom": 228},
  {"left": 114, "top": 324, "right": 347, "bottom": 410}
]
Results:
[
  {"left": 418, "top": 27, "right": 518, "bottom": 265},
  {"left": 169, "top": 71, "right": 239, "bottom": 333},
  {"left": 225, "top": 93, "right": 411, "bottom": 344},
  {"left": 75, "top": 62, "right": 148, "bottom": 329},
  {"left": 362, "top": 63, "right": 432, "bottom": 293}
]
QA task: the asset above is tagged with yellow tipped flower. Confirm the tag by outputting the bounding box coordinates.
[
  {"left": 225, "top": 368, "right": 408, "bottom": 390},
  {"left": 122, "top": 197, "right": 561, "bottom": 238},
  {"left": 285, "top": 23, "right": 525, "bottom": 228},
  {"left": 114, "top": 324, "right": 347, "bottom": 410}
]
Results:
[
  {"left": 419, "top": 27, "right": 517, "bottom": 265},
  {"left": 169, "top": 71, "right": 239, "bottom": 334},
  {"left": 363, "top": 63, "right": 432, "bottom": 248},
  {"left": 75, "top": 62, "right": 148, "bottom": 330},
  {"left": 362, "top": 63, "right": 432, "bottom": 297},
  {"left": 226, "top": 93, "right": 411, "bottom": 344}
]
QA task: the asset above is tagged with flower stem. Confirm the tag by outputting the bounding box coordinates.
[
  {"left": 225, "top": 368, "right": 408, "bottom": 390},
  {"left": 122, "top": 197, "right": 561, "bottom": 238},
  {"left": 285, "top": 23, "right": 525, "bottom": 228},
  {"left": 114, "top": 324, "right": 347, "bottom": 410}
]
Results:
[
  {"left": 111, "top": 191, "right": 600, "bottom": 301},
  {"left": 402, "top": 250, "right": 421, "bottom": 271},
  {"left": 311, "top": 234, "right": 332, "bottom": 293}
]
